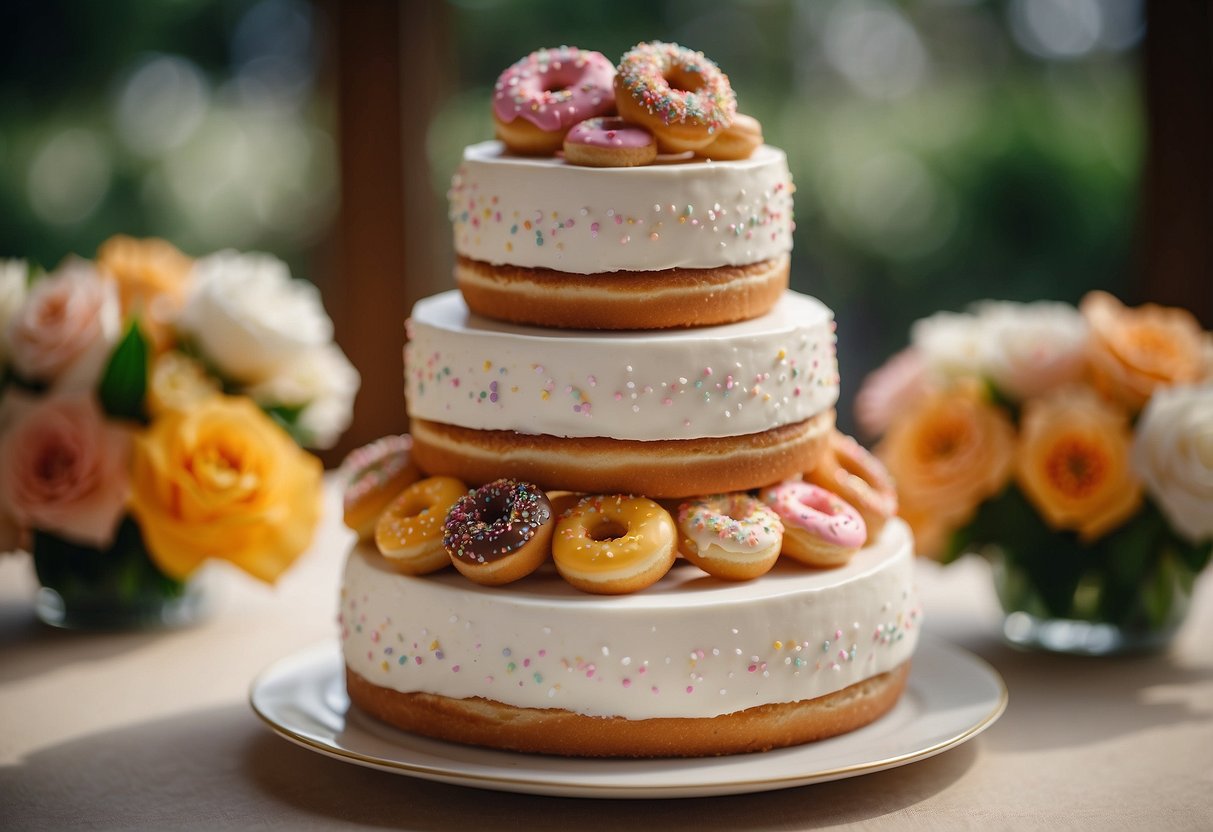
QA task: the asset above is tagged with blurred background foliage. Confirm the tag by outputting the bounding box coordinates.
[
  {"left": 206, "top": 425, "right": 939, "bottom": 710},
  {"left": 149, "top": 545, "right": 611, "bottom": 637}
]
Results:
[
  {"left": 0, "top": 0, "right": 335, "bottom": 277},
  {"left": 0, "top": 0, "right": 1143, "bottom": 432}
]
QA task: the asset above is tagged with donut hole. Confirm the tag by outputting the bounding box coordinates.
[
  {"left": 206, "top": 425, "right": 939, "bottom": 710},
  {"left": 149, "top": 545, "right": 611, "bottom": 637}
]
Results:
[
  {"left": 588, "top": 521, "right": 628, "bottom": 542},
  {"left": 665, "top": 68, "right": 705, "bottom": 94}
]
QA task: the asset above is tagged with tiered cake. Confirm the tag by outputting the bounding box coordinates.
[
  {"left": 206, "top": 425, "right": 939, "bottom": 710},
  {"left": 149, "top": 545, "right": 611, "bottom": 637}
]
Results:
[{"left": 340, "top": 43, "right": 919, "bottom": 757}]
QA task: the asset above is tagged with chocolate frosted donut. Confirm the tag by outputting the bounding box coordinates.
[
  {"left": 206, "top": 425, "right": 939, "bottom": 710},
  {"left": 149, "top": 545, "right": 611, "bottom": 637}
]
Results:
[{"left": 442, "top": 479, "right": 555, "bottom": 585}]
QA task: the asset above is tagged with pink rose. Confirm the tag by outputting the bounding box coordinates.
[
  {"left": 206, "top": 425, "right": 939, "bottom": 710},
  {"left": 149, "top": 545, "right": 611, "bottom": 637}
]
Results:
[
  {"left": 855, "top": 347, "right": 936, "bottom": 438},
  {"left": 0, "top": 394, "right": 132, "bottom": 548},
  {"left": 6, "top": 258, "right": 121, "bottom": 391}
]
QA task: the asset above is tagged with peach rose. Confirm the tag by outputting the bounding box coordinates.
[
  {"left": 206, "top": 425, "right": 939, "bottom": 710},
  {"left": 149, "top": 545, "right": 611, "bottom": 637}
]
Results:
[
  {"left": 128, "top": 396, "right": 322, "bottom": 583},
  {"left": 876, "top": 381, "right": 1016, "bottom": 557},
  {"left": 1080, "top": 291, "right": 1209, "bottom": 411},
  {"left": 854, "top": 347, "right": 936, "bottom": 438},
  {"left": 1015, "top": 387, "right": 1141, "bottom": 541},
  {"left": 0, "top": 393, "right": 132, "bottom": 548},
  {"left": 6, "top": 259, "right": 121, "bottom": 391},
  {"left": 96, "top": 235, "right": 192, "bottom": 351}
]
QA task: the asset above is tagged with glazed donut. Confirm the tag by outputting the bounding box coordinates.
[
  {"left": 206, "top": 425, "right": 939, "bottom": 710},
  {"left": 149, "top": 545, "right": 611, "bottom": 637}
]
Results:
[
  {"left": 375, "top": 476, "right": 468, "bottom": 574},
  {"left": 340, "top": 435, "right": 422, "bottom": 540},
  {"left": 442, "top": 479, "right": 554, "bottom": 586},
  {"left": 493, "top": 46, "right": 616, "bottom": 156},
  {"left": 807, "top": 431, "right": 898, "bottom": 540},
  {"left": 676, "top": 493, "right": 784, "bottom": 581},
  {"left": 614, "top": 41, "right": 736, "bottom": 154},
  {"left": 695, "top": 113, "right": 763, "bottom": 161},
  {"left": 762, "top": 481, "right": 866, "bottom": 569},
  {"left": 552, "top": 495, "right": 677, "bottom": 594},
  {"left": 562, "top": 117, "right": 656, "bottom": 167}
]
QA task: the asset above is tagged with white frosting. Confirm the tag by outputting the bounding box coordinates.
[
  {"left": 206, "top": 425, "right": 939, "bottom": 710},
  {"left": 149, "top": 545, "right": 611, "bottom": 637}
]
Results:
[
  {"left": 405, "top": 290, "right": 839, "bottom": 441},
  {"left": 340, "top": 519, "right": 920, "bottom": 720},
  {"left": 450, "top": 141, "right": 794, "bottom": 274}
]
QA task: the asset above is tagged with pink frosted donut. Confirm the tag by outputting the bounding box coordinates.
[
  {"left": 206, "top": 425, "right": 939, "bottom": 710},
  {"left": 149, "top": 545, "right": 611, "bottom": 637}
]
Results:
[
  {"left": 762, "top": 481, "right": 866, "bottom": 569},
  {"left": 562, "top": 117, "right": 656, "bottom": 167},
  {"left": 492, "top": 46, "right": 616, "bottom": 155}
]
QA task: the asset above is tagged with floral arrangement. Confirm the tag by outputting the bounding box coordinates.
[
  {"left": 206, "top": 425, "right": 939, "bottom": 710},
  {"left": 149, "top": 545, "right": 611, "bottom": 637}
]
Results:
[
  {"left": 0, "top": 237, "right": 358, "bottom": 624},
  {"left": 856, "top": 292, "right": 1212, "bottom": 641}
]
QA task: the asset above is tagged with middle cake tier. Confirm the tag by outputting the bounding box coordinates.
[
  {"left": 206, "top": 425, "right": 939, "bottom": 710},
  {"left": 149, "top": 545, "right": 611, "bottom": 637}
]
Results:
[{"left": 405, "top": 290, "right": 839, "bottom": 497}]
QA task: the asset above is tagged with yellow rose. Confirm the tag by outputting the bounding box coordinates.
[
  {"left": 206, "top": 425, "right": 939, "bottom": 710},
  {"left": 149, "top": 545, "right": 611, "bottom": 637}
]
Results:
[
  {"left": 877, "top": 381, "right": 1016, "bottom": 557},
  {"left": 129, "top": 396, "right": 323, "bottom": 582},
  {"left": 1015, "top": 387, "right": 1141, "bottom": 541},
  {"left": 1080, "top": 290, "right": 1209, "bottom": 411},
  {"left": 147, "top": 351, "right": 221, "bottom": 417},
  {"left": 96, "top": 235, "right": 193, "bottom": 351}
]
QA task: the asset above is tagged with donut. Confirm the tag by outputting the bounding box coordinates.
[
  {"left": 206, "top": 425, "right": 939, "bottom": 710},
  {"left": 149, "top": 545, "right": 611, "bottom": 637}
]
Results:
[
  {"left": 807, "top": 431, "right": 898, "bottom": 540},
  {"left": 761, "top": 481, "right": 866, "bottom": 569},
  {"left": 562, "top": 117, "right": 657, "bottom": 167},
  {"left": 340, "top": 435, "right": 422, "bottom": 540},
  {"left": 492, "top": 46, "right": 616, "bottom": 156},
  {"left": 442, "top": 479, "right": 554, "bottom": 586},
  {"left": 552, "top": 495, "right": 677, "bottom": 594},
  {"left": 374, "top": 476, "right": 468, "bottom": 574},
  {"left": 614, "top": 41, "right": 737, "bottom": 154},
  {"left": 676, "top": 493, "right": 784, "bottom": 581},
  {"left": 695, "top": 113, "right": 763, "bottom": 161}
]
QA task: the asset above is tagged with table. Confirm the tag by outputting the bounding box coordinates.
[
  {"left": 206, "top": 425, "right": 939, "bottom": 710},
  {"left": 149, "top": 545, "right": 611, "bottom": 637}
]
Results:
[{"left": 3, "top": 483, "right": 1211, "bottom": 830}]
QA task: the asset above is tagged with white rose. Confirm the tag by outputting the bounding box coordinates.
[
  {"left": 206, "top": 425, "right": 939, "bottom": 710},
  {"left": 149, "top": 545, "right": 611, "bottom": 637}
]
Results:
[
  {"left": 0, "top": 259, "right": 29, "bottom": 364},
  {"left": 975, "top": 300, "right": 1088, "bottom": 401},
  {"left": 1132, "top": 384, "right": 1213, "bottom": 543},
  {"left": 910, "top": 310, "right": 985, "bottom": 378},
  {"left": 178, "top": 251, "right": 333, "bottom": 384},
  {"left": 245, "top": 343, "right": 360, "bottom": 449},
  {"left": 6, "top": 258, "right": 121, "bottom": 391}
]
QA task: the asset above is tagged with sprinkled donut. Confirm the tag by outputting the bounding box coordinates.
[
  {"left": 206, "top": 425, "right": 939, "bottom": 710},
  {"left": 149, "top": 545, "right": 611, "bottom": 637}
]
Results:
[
  {"left": 442, "top": 479, "right": 554, "bottom": 585},
  {"left": 762, "top": 481, "right": 866, "bottom": 569},
  {"left": 375, "top": 476, "right": 468, "bottom": 575},
  {"left": 807, "top": 431, "right": 898, "bottom": 541},
  {"left": 614, "top": 41, "right": 736, "bottom": 154},
  {"left": 676, "top": 493, "right": 784, "bottom": 581},
  {"left": 562, "top": 117, "right": 657, "bottom": 167},
  {"left": 340, "top": 434, "right": 422, "bottom": 540},
  {"left": 695, "top": 113, "right": 763, "bottom": 161},
  {"left": 553, "top": 494, "right": 677, "bottom": 594},
  {"left": 493, "top": 46, "right": 616, "bottom": 156}
]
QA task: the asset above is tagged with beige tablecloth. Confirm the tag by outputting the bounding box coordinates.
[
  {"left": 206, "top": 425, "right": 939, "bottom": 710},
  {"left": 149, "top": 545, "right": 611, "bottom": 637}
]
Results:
[{"left": 3, "top": 484, "right": 1211, "bottom": 830}]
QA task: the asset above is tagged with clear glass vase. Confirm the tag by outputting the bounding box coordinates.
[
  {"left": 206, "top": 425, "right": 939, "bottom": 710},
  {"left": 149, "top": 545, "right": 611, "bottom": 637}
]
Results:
[
  {"left": 991, "top": 547, "right": 1193, "bottom": 656},
  {"left": 31, "top": 518, "right": 208, "bottom": 631}
]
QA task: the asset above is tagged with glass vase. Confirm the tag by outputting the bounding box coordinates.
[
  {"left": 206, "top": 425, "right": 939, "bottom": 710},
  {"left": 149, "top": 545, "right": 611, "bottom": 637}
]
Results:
[
  {"left": 992, "top": 551, "right": 1192, "bottom": 655},
  {"left": 31, "top": 518, "right": 208, "bottom": 631}
]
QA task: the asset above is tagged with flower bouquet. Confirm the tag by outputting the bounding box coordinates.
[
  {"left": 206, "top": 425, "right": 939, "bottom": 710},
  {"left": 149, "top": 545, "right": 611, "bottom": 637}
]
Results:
[
  {"left": 0, "top": 237, "right": 359, "bottom": 629},
  {"left": 857, "top": 292, "right": 1213, "bottom": 654}
]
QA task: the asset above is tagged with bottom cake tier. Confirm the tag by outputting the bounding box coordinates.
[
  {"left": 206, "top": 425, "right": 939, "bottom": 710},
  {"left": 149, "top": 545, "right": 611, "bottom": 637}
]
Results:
[{"left": 340, "top": 518, "right": 920, "bottom": 757}]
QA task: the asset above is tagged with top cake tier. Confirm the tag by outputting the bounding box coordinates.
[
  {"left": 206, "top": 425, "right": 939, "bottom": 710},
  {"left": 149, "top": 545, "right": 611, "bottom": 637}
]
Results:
[{"left": 448, "top": 141, "right": 795, "bottom": 330}]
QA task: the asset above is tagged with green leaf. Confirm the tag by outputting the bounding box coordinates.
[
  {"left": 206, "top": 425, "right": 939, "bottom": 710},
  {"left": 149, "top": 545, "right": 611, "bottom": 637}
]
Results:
[
  {"left": 263, "top": 403, "right": 310, "bottom": 447},
  {"left": 97, "top": 321, "right": 149, "bottom": 422}
]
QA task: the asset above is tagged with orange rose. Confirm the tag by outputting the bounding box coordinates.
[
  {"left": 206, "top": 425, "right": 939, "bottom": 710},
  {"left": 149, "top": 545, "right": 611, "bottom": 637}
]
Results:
[
  {"left": 96, "top": 235, "right": 192, "bottom": 351},
  {"left": 1015, "top": 387, "right": 1141, "bottom": 541},
  {"left": 128, "top": 396, "right": 322, "bottom": 582},
  {"left": 876, "top": 381, "right": 1016, "bottom": 557},
  {"left": 1080, "top": 290, "right": 1209, "bottom": 411}
]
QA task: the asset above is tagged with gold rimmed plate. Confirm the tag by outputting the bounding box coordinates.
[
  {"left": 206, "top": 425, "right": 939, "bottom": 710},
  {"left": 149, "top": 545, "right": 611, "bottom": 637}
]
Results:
[{"left": 249, "top": 637, "right": 1005, "bottom": 799}]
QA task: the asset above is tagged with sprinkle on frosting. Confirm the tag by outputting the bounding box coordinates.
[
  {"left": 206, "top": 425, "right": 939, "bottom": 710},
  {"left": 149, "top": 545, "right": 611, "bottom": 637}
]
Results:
[
  {"left": 443, "top": 479, "right": 552, "bottom": 564},
  {"left": 493, "top": 46, "right": 615, "bottom": 132},
  {"left": 617, "top": 41, "right": 736, "bottom": 132},
  {"left": 340, "top": 434, "right": 413, "bottom": 511}
]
